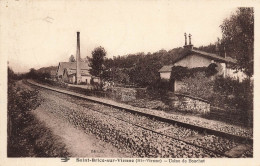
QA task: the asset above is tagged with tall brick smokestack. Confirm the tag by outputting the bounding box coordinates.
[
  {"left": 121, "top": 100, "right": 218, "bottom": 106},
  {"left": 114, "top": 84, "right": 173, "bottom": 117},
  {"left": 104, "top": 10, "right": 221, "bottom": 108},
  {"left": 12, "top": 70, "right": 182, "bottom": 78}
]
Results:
[{"left": 76, "top": 32, "right": 81, "bottom": 84}]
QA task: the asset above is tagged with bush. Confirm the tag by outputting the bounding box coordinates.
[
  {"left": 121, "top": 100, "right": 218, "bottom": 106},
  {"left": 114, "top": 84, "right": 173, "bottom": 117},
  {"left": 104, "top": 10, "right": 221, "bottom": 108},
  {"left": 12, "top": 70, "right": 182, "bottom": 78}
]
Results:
[
  {"left": 214, "top": 76, "right": 253, "bottom": 111},
  {"left": 179, "top": 73, "right": 253, "bottom": 118},
  {"left": 8, "top": 82, "right": 40, "bottom": 156},
  {"left": 170, "top": 65, "right": 218, "bottom": 81},
  {"left": 177, "top": 72, "right": 214, "bottom": 100},
  {"left": 37, "top": 79, "right": 68, "bottom": 88},
  {"left": 177, "top": 73, "right": 253, "bottom": 126},
  {"left": 177, "top": 73, "right": 253, "bottom": 111},
  {"left": 8, "top": 80, "right": 70, "bottom": 157}
]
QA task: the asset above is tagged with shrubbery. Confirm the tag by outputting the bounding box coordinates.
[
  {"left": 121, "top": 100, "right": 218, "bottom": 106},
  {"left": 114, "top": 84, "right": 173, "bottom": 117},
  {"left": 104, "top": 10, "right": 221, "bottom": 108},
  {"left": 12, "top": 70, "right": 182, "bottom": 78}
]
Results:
[
  {"left": 8, "top": 78, "right": 69, "bottom": 157},
  {"left": 178, "top": 72, "right": 253, "bottom": 125},
  {"left": 177, "top": 73, "right": 253, "bottom": 111},
  {"left": 175, "top": 72, "right": 214, "bottom": 100},
  {"left": 213, "top": 76, "right": 253, "bottom": 111},
  {"left": 170, "top": 65, "right": 217, "bottom": 81},
  {"left": 176, "top": 72, "right": 253, "bottom": 126}
]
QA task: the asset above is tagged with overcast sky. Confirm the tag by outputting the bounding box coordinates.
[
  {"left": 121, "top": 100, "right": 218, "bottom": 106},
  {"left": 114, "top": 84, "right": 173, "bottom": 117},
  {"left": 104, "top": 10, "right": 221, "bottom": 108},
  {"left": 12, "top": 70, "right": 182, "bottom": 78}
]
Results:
[{"left": 1, "top": 0, "right": 240, "bottom": 73}]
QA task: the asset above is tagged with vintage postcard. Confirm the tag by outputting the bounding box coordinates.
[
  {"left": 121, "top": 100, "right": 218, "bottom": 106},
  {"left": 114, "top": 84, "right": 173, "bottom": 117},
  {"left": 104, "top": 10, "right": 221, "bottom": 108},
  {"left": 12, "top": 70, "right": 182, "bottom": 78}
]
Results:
[{"left": 0, "top": 0, "right": 259, "bottom": 165}]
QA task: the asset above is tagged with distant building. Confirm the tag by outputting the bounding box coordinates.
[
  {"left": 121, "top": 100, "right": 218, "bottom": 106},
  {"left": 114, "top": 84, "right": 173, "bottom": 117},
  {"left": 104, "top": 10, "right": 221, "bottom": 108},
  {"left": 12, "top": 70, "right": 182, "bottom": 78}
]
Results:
[
  {"left": 56, "top": 32, "right": 101, "bottom": 85},
  {"left": 159, "top": 33, "right": 247, "bottom": 91},
  {"left": 57, "top": 62, "right": 91, "bottom": 84},
  {"left": 50, "top": 70, "right": 57, "bottom": 81}
]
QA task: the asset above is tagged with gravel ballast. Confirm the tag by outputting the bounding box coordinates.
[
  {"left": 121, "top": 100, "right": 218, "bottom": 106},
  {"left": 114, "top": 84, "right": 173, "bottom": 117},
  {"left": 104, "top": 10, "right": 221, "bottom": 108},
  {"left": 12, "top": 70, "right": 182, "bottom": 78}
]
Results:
[
  {"left": 38, "top": 89, "right": 223, "bottom": 158},
  {"left": 27, "top": 80, "right": 253, "bottom": 139}
]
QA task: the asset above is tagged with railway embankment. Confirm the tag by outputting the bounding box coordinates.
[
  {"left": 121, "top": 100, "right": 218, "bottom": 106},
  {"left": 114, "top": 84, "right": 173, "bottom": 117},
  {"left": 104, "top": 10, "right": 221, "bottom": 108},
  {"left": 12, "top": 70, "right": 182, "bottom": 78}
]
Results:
[
  {"left": 26, "top": 80, "right": 253, "bottom": 157},
  {"left": 26, "top": 80, "right": 253, "bottom": 141}
]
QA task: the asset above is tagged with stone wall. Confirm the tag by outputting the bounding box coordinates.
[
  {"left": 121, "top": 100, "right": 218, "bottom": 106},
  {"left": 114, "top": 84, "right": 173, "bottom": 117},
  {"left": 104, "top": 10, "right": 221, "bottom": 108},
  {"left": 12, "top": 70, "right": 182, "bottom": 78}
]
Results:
[
  {"left": 170, "top": 93, "right": 210, "bottom": 114},
  {"left": 111, "top": 87, "right": 147, "bottom": 102}
]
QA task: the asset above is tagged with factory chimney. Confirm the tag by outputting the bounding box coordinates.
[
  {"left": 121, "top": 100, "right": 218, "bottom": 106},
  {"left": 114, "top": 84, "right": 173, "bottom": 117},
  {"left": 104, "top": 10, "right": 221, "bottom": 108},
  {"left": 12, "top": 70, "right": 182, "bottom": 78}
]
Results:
[{"left": 76, "top": 32, "right": 81, "bottom": 84}]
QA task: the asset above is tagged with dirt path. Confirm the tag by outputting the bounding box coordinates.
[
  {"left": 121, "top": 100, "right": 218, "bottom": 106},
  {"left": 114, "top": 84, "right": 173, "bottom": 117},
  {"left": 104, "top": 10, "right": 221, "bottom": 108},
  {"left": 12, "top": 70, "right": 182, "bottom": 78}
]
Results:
[
  {"left": 23, "top": 81, "right": 132, "bottom": 157},
  {"left": 32, "top": 108, "right": 131, "bottom": 157}
]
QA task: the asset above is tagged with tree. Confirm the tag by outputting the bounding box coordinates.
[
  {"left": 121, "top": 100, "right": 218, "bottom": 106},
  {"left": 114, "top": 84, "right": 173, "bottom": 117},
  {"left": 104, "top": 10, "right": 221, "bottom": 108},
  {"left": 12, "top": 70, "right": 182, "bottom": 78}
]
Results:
[
  {"left": 8, "top": 67, "right": 16, "bottom": 80},
  {"left": 27, "top": 68, "right": 37, "bottom": 79},
  {"left": 69, "top": 55, "right": 76, "bottom": 62},
  {"left": 89, "top": 46, "right": 107, "bottom": 78},
  {"left": 129, "top": 55, "right": 162, "bottom": 87},
  {"left": 220, "top": 7, "right": 254, "bottom": 77}
]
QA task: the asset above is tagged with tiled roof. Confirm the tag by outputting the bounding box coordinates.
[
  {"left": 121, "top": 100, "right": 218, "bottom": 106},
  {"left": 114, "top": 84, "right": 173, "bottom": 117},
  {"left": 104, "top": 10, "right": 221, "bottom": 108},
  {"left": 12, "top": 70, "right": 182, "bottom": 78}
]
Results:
[
  {"left": 191, "top": 49, "right": 236, "bottom": 64},
  {"left": 158, "top": 65, "right": 174, "bottom": 72},
  {"left": 159, "top": 49, "right": 189, "bottom": 73},
  {"left": 171, "top": 52, "right": 188, "bottom": 64},
  {"left": 159, "top": 49, "right": 237, "bottom": 73}
]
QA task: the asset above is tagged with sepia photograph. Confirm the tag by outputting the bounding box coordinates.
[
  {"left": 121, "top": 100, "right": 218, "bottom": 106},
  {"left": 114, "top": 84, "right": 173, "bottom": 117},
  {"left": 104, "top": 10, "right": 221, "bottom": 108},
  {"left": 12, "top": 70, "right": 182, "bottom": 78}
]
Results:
[{"left": 0, "top": 0, "right": 259, "bottom": 165}]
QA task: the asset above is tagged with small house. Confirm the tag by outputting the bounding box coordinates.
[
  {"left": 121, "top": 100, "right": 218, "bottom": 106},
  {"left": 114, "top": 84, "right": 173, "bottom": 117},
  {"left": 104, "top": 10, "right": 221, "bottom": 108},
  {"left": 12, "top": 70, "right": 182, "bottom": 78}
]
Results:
[{"left": 159, "top": 34, "right": 246, "bottom": 91}]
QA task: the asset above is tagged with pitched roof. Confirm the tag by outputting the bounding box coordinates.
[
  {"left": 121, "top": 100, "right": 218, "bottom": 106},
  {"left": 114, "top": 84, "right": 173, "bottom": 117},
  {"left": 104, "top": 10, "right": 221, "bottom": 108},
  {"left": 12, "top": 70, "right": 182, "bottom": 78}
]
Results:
[
  {"left": 191, "top": 49, "right": 236, "bottom": 64},
  {"left": 171, "top": 53, "right": 188, "bottom": 64},
  {"left": 158, "top": 65, "right": 174, "bottom": 72},
  {"left": 57, "top": 62, "right": 90, "bottom": 76},
  {"left": 158, "top": 49, "right": 237, "bottom": 73}
]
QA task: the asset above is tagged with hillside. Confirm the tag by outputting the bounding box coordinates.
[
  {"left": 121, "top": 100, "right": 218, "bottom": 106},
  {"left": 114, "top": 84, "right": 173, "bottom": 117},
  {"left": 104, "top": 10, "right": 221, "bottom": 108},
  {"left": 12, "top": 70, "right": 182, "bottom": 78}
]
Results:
[
  {"left": 103, "top": 47, "right": 190, "bottom": 87},
  {"left": 37, "top": 66, "right": 57, "bottom": 74}
]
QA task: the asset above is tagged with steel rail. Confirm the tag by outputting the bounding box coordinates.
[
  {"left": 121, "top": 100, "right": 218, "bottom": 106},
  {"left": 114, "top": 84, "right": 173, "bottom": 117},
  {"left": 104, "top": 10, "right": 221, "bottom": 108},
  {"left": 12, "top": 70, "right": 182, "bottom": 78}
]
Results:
[
  {"left": 80, "top": 103, "right": 231, "bottom": 157},
  {"left": 26, "top": 80, "right": 252, "bottom": 151}
]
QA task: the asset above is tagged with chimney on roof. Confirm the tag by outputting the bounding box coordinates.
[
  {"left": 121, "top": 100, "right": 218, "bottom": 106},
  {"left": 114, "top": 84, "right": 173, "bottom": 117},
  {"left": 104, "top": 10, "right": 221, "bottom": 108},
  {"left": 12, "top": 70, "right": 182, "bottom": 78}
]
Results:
[
  {"left": 188, "top": 34, "right": 192, "bottom": 45},
  {"left": 184, "top": 33, "right": 187, "bottom": 45},
  {"left": 183, "top": 33, "right": 193, "bottom": 50},
  {"left": 76, "top": 32, "right": 81, "bottom": 84}
]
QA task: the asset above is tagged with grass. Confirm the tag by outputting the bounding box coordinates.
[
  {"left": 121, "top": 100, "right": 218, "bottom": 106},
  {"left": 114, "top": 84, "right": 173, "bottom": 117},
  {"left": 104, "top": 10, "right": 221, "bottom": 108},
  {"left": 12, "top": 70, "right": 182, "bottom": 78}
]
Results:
[{"left": 8, "top": 80, "right": 70, "bottom": 157}]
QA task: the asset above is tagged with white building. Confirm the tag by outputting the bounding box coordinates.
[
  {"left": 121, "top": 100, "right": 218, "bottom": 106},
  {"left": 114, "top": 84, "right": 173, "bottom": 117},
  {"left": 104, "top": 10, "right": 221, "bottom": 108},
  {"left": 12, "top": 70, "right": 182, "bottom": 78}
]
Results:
[
  {"left": 56, "top": 62, "right": 91, "bottom": 84},
  {"left": 159, "top": 36, "right": 247, "bottom": 91}
]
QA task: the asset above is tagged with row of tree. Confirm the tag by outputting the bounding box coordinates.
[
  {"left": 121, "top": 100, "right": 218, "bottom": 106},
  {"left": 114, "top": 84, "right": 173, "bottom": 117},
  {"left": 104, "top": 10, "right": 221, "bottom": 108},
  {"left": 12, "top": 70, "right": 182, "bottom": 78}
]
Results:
[
  {"left": 8, "top": 67, "right": 54, "bottom": 81},
  {"left": 89, "top": 47, "right": 190, "bottom": 87}
]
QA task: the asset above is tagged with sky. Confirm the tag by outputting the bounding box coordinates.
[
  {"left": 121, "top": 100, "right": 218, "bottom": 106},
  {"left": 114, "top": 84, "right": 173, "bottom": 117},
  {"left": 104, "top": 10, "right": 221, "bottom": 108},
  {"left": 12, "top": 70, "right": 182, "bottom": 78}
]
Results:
[{"left": 0, "top": 0, "right": 240, "bottom": 73}]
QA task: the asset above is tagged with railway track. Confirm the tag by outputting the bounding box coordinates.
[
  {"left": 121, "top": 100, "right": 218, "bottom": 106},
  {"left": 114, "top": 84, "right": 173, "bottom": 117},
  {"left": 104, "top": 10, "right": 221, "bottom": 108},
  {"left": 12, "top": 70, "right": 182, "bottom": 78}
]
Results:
[{"left": 25, "top": 80, "right": 253, "bottom": 158}]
